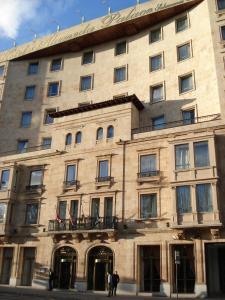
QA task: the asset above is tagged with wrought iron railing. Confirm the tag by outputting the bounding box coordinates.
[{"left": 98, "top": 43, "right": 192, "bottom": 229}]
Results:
[
  {"left": 63, "top": 180, "right": 79, "bottom": 187},
  {"left": 132, "top": 114, "right": 220, "bottom": 135},
  {"left": 95, "top": 176, "right": 113, "bottom": 183},
  {"left": 138, "top": 171, "right": 160, "bottom": 178},
  {"left": 0, "top": 144, "right": 52, "bottom": 157},
  {"left": 26, "top": 184, "right": 44, "bottom": 191},
  {"left": 48, "top": 216, "right": 118, "bottom": 232}
]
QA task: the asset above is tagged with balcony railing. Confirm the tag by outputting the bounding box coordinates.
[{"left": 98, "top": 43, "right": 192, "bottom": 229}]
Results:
[
  {"left": 0, "top": 144, "right": 52, "bottom": 157},
  {"left": 95, "top": 176, "right": 113, "bottom": 183},
  {"left": 48, "top": 216, "right": 118, "bottom": 232},
  {"left": 138, "top": 171, "right": 160, "bottom": 178},
  {"left": 26, "top": 184, "right": 44, "bottom": 191},
  {"left": 63, "top": 180, "right": 79, "bottom": 188},
  {"left": 132, "top": 114, "right": 220, "bottom": 135}
]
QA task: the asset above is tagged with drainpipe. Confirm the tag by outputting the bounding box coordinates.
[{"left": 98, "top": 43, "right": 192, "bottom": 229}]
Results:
[{"left": 121, "top": 140, "right": 127, "bottom": 224}]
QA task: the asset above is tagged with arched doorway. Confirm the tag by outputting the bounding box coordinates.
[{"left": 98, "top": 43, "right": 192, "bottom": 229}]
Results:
[
  {"left": 87, "top": 246, "right": 113, "bottom": 291},
  {"left": 54, "top": 246, "right": 76, "bottom": 289}
]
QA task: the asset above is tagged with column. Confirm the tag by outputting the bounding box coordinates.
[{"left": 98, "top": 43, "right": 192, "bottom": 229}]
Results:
[
  {"left": 195, "top": 240, "right": 207, "bottom": 297},
  {"left": 160, "top": 241, "right": 170, "bottom": 296}
]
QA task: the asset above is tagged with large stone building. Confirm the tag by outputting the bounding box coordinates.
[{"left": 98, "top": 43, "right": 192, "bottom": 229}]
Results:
[{"left": 0, "top": 0, "right": 225, "bottom": 297}]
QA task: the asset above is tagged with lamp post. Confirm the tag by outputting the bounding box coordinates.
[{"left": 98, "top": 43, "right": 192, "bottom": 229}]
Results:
[{"left": 174, "top": 250, "right": 180, "bottom": 299}]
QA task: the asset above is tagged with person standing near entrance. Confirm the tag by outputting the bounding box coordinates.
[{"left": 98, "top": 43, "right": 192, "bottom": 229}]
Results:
[
  {"left": 107, "top": 272, "right": 113, "bottom": 297},
  {"left": 48, "top": 268, "right": 54, "bottom": 291},
  {"left": 112, "top": 271, "right": 120, "bottom": 296}
]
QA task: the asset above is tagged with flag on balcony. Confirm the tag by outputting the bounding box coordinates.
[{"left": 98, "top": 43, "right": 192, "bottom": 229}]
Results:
[{"left": 55, "top": 206, "right": 62, "bottom": 223}]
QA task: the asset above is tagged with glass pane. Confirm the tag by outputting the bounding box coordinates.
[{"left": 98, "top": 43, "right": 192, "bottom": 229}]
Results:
[
  {"left": 105, "top": 197, "right": 113, "bottom": 217},
  {"left": 28, "top": 63, "right": 38, "bottom": 75},
  {"left": 66, "top": 165, "right": 76, "bottom": 182},
  {"left": 99, "top": 160, "right": 108, "bottom": 178},
  {"left": 150, "top": 55, "right": 162, "bottom": 71},
  {"left": 45, "top": 111, "right": 55, "bottom": 124},
  {"left": 21, "top": 112, "right": 32, "bottom": 127},
  {"left": 26, "top": 204, "right": 38, "bottom": 224},
  {"left": 140, "top": 155, "right": 156, "bottom": 173},
  {"left": 70, "top": 200, "right": 78, "bottom": 218},
  {"left": 66, "top": 133, "right": 72, "bottom": 145},
  {"left": 176, "top": 16, "right": 188, "bottom": 32},
  {"left": 0, "top": 203, "right": 7, "bottom": 223},
  {"left": 176, "top": 186, "right": 192, "bottom": 213},
  {"left": 150, "top": 28, "right": 161, "bottom": 43},
  {"left": 218, "top": 0, "right": 225, "bottom": 10},
  {"left": 140, "top": 194, "right": 157, "bottom": 218},
  {"left": 42, "top": 138, "right": 51, "bottom": 149},
  {"left": 180, "top": 75, "right": 193, "bottom": 93},
  {"left": 91, "top": 198, "right": 100, "bottom": 217},
  {"left": 48, "top": 83, "right": 59, "bottom": 96},
  {"left": 81, "top": 76, "right": 92, "bottom": 90},
  {"left": 115, "top": 67, "right": 126, "bottom": 82},
  {"left": 107, "top": 126, "right": 114, "bottom": 138},
  {"left": 152, "top": 85, "right": 163, "bottom": 102},
  {"left": 116, "top": 41, "right": 126, "bottom": 55},
  {"left": 25, "top": 86, "right": 35, "bottom": 100},
  {"left": 59, "top": 201, "right": 67, "bottom": 219},
  {"left": 51, "top": 59, "right": 62, "bottom": 71},
  {"left": 175, "top": 144, "right": 189, "bottom": 169},
  {"left": 97, "top": 128, "right": 103, "bottom": 140},
  {"left": 222, "top": 26, "right": 225, "bottom": 40},
  {"left": 178, "top": 44, "right": 190, "bottom": 61},
  {"left": 152, "top": 116, "right": 165, "bottom": 130},
  {"left": 1, "top": 170, "right": 10, "bottom": 189},
  {"left": 196, "top": 184, "right": 212, "bottom": 212},
  {"left": 182, "top": 110, "right": 195, "bottom": 125},
  {"left": 0, "top": 66, "right": 4, "bottom": 76},
  {"left": 18, "top": 140, "right": 28, "bottom": 153},
  {"left": 76, "top": 132, "right": 82, "bottom": 144},
  {"left": 194, "top": 141, "right": 209, "bottom": 167},
  {"left": 83, "top": 51, "right": 94, "bottom": 64},
  {"left": 30, "top": 170, "right": 43, "bottom": 186}
]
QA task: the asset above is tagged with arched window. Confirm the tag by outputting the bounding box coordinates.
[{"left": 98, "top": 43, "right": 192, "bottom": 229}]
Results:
[
  {"left": 75, "top": 131, "right": 82, "bottom": 144},
  {"left": 96, "top": 127, "right": 103, "bottom": 140},
  {"left": 107, "top": 125, "right": 114, "bottom": 139},
  {"left": 65, "top": 133, "right": 72, "bottom": 145}
]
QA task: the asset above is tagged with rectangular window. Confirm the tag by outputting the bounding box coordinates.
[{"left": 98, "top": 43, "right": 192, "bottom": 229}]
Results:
[
  {"left": 176, "top": 15, "right": 188, "bottom": 32},
  {"left": 59, "top": 201, "right": 67, "bottom": 219},
  {"left": 91, "top": 198, "right": 100, "bottom": 218},
  {"left": 66, "top": 165, "right": 76, "bottom": 183},
  {"left": 182, "top": 109, "right": 195, "bottom": 125},
  {"left": 179, "top": 73, "right": 193, "bottom": 93},
  {"left": 21, "top": 112, "right": 32, "bottom": 128},
  {"left": 42, "top": 137, "right": 52, "bottom": 149},
  {"left": 194, "top": 141, "right": 209, "bottom": 168},
  {"left": 150, "top": 84, "right": 164, "bottom": 102},
  {"left": 175, "top": 144, "right": 189, "bottom": 169},
  {"left": 1, "top": 170, "right": 10, "bottom": 190},
  {"left": 115, "top": 41, "right": 127, "bottom": 56},
  {"left": 17, "top": 140, "right": 28, "bottom": 153},
  {"left": 44, "top": 109, "right": 56, "bottom": 124},
  {"left": 0, "top": 203, "right": 7, "bottom": 223},
  {"left": 152, "top": 115, "right": 165, "bottom": 130},
  {"left": 99, "top": 160, "right": 109, "bottom": 178},
  {"left": 196, "top": 184, "right": 212, "bottom": 212},
  {"left": 80, "top": 75, "right": 93, "bottom": 91},
  {"left": 140, "top": 154, "right": 157, "bottom": 176},
  {"left": 30, "top": 170, "right": 43, "bottom": 187},
  {"left": 140, "top": 194, "right": 157, "bottom": 218},
  {"left": 150, "top": 54, "right": 162, "bottom": 72},
  {"left": 0, "top": 65, "right": 5, "bottom": 77},
  {"left": 221, "top": 26, "right": 225, "bottom": 40},
  {"left": 28, "top": 62, "right": 38, "bottom": 75},
  {"left": 114, "top": 66, "right": 126, "bottom": 83},
  {"left": 70, "top": 200, "right": 79, "bottom": 219},
  {"left": 25, "top": 203, "right": 38, "bottom": 224},
  {"left": 150, "top": 28, "right": 162, "bottom": 43},
  {"left": 176, "top": 186, "right": 192, "bottom": 213},
  {"left": 82, "top": 51, "right": 94, "bottom": 64},
  {"left": 177, "top": 43, "right": 191, "bottom": 61},
  {"left": 217, "top": 0, "right": 225, "bottom": 10},
  {"left": 50, "top": 58, "right": 62, "bottom": 71},
  {"left": 25, "top": 85, "right": 35, "bottom": 100},
  {"left": 48, "top": 82, "right": 60, "bottom": 97}
]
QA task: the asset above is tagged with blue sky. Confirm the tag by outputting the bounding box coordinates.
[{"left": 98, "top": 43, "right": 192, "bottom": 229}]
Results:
[{"left": 0, "top": 0, "right": 150, "bottom": 52}]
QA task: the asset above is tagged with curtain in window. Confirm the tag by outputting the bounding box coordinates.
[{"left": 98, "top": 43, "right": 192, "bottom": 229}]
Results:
[
  {"left": 151, "top": 55, "right": 162, "bottom": 71},
  {"left": 59, "top": 201, "right": 67, "bottom": 219},
  {"left": 26, "top": 204, "right": 38, "bottom": 224},
  {"left": 140, "top": 194, "right": 157, "bottom": 218},
  {"left": 182, "top": 110, "right": 195, "bottom": 125},
  {"left": 0, "top": 203, "right": 7, "bottom": 223},
  {"left": 175, "top": 144, "right": 189, "bottom": 169},
  {"left": 152, "top": 85, "right": 163, "bottom": 102},
  {"left": 115, "top": 68, "right": 125, "bottom": 82},
  {"left": 99, "top": 160, "right": 108, "bottom": 178},
  {"left": 66, "top": 165, "right": 76, "bottom": 182},
  {"left": 181, "top": 75, "right": 192, "bottom": 93},
  {"left": 140, "top": 155, "right": 156, "bottom": 173},
  {"left": 196, "top": 184, "right": 212, "bottom": 212},
  {"left": 176, "top": 186, "right": 192, "bottom": 213},
  {"left": 1, "top": 170, "right": 10, "bottom": 188},
  {"left": 70, "top": 200, "right": 78, "bottom": 218},
  {"left": 30, "top": 170, "right": 43, "bottom": 186},
  {"left": 194, "top": 141, "right": 209, "bottom": 167},
  {"left": 178, "top": 44, "right": 190, "bottom": 61}
]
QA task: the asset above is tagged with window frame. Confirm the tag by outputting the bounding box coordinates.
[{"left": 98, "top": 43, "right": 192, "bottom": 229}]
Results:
[
  {"left": 175, "top": 144, "right": 190, "bottom": 170},
  {"left": 114, "top": 65, "right": 128, "bottom": 83},
  {"left": 175, "top": 14, "right": 189, "bottom": 33},
  {"left": 17, "top": 140, "right": 28, "bottom": 153},
  {"left": 98, "top": 159, "right": 109, "bottom": 180},
  {"left": 27, "top": 62, "right": 39, "bottom": 75},
  {"left": 176, "top": 185, "right": 192, "bottom": 214},
  {"left": 80, "top": 74, "right": 94, "bottom": 92},
  {"left": 179, "top": 71, "right": 195, "bottom": 94},
  {"left": 150, "top": 82, "right": 165, "bottom": 103},
  {"left": 82, "top": 50, "right": 95, "bottom": 65},
  {"left": 44, "top": 109, "right": 56, "bottom": 125},
  {"left": 0, "top": 65, "right": 5, "bottom": 77},
  {"left": 149, "top": 27, "right": 162, "bottom": 44},
  {"left": 47, "top": 81, "right": 61, "bottom": 97},
  {"left": 25, "top": 202, "right": 39, "bottom": 225},
  {"left": 0, "top": 169, "right": 10, "bottom": 190},
  {"left": 29, "top": 169, "right": 44, "bottom": 187},
  {"left": 42, "top": 137, "right": 52, "bottom": 149},
  {"left": 177, "top": 41, "right": 192, "bottom": 62},
  {"left": 21, "top": 111, "right": 32, "bottom": 128},
  {"left": 24, "top": 85, "right": 36, "bottom": 100},
  {"left": 139, "top": 193, "right": 158, "bottom": 219},
  {"left": 149, "top": 53, "right": 164, "bottom": 72},
  {"left": 217, "top": 0, "right": 225, "bottom": 11},
  {"left": 194, "top": 141, "right": 210, "bottom": 168},
  {"left": 0, "top": 202, "right": 7, "bottom": 224},
  {"left": 65, "top": 163, "right": 77, "bottom": 185},
  {"left": 115, "top": 40, "right": 127, "bottom": 56},
  {"left": 75, "top": 131, "right": 82, "bottom": 144},
  {"left": 152, "top": 115, "right": 165, "bottom": 130},
  {"left": 96, "top": 127, "right": 104, "bottom": 141},
  {"left": 50, "top": 58, "right": 63, "bottom": 72}
]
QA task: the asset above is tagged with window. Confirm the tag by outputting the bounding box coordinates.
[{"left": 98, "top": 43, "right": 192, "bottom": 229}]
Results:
[
  {"left": 179, "top": 73, "right": 193, "bottom": 93},
  {"left": 66, "top": 165, "right": 76, "bottom": 184},
  {"left": 140, "top": 154, "right": 157, "bottom": 177},
  {"left": 48, "top": 82, "right": 60, "bottom": 97},
  {"left": 194, "top": 141, "right": 209, "bottom": 168},
  {"left": 0, "top": 203, "right": 7, "bottom": 223},
  {"left": 59, "top": 201, "right": 67, "bottom": 220},
  {"left": 114, "top": 66, "right": 127, "bottom": 83},
  {"left": 75, "top": 132, "right": 82, "bottom": 144},
  {"left": 196, "top": 184, "right": 212, "bottom": 212},
  {"left": 152, "top": 115, "right": 165, "bottom": 130},
  {"left": 221, "top": 26, "right": 225, "bottom": 40},
  {"left": 17, "top": 140, "right": 28, "bottom": 153},
  {"left": 150, "top": 84, "right": 164, "bottom": 103},
  {"left": 21, "top": 112, "right": 32, "bottom": 128},
  {"left": 96, "top": 127, "right": 103, "bottom": 140},
  {"left": 28, "top": 62, "right": 38, "bottom": 75},
  {"left": 29, "top": 170, "right": 43, "bottom": 187},
  {"left": 91, "top": 198, "right": 100, "bottom": 218},
  {"left": 99, "top": 160, "right": 109, "bottom": 179},
  {"left": 82, "top": 51, "right": 94, "bottom": 64},
  {"left": 150, "top": 54, "right": 162, "bottom": 72},
  {"left": 70, "top": 200, "right": 79, "bottom": 219},
  {"left": 140, "top": 194, "right": 157, "bottom": 218},
  {"left": 44, "top": 109, "right": 56, "bottom": 124},
  {"left": 42, "top": 137, "right": 52, "bottom": 149},
  {"left": 150, "top": 28, "right": 162, "bottom": 43},
  {"left": 115, "top": 41, "right": 127, "bottom": 56},
  {"left": 25, "top": 203, "right": 39, "bottom": 224},
  {"left": 50, "top": 58, "right": 62, "bottom": 71},
  {"left": 25, "top": 85, "right": 35, "bottom": 100},
  {"left": 0, "top": 65, "right": 5, "bottom": 77},
  {"left": 176, "top": 15, "right": 188, "bottom": 32},
  {"left": 182, "top": 109, "right": 195, "bottom": 125},
  {"left": 176, "top": 186, "right": 192, "bottom": 213},
  {"left": 217, "top": 0, "right": 225, "bottom": 10},
  {"left": 175, "top": 144, "right": 189, "bottom": 169},
  {"left": 65, "top": 133, "right": 72, "bottom": 145},
  {"left": 107, "top": 126, "right": 114, "bottom": 139},
  {"left": 0, "top": 170, "right": 10, "bottom": 190},
  {"left": 177, "top": 43, "right": 191, "bottom": 61},
  {"left": 80, "top": 75, "right": 93, "bottom": 91}
]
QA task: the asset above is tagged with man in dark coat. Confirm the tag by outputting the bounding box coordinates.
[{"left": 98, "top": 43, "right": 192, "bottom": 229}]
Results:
[
  {"left": 48, "top": 268, "right": 54, "bottom": 291},
  {"left": 112, "top": 271, "right": 120, "bottom": 296}
]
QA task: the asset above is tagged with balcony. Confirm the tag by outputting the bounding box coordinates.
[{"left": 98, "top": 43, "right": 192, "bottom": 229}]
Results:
[
  {"left": 95, "top": 176, "right": 114, "bottom": 188},
  {"left": 63, "top": 180, "right": 79, "bottom": 191},
  {"left": 132, "top": 114, "right": 220, "bottom": 135},
  {"left": 26, "top": 184, "right": 45, "bottom": 193},
  {"left": 137, "top": 171, "right": 160, "bottom": 184}
]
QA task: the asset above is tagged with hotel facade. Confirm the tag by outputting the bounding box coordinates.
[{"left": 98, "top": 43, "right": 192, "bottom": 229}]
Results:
[{"left": 0, "top": 0, "right": 225, "bottom": 297}]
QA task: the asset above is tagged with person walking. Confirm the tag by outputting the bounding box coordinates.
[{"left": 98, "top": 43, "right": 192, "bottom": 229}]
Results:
[
  {"left": 112, "top": 271, "right": 120, "bottom": 296},
  {"left": 48, "top": 268, "right": 54, "bottom": 291},
  {"left": 107, "top": 271, "right": 113, "bottom": 297}
]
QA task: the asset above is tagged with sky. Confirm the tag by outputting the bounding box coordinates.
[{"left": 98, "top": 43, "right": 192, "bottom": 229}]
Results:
[{"left": 0, "top": 0, "right": 150, "bottom": 52}]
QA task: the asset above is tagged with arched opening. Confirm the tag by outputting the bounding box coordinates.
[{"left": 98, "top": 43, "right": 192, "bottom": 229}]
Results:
[
  {"left": 65, "top": 133, "right": 72, "bottom": 145},
  {"left": 87, "top": 246, "right": 113, "bottom": 291},
  {"left": 96, "top": 127, "right": 103, "bottom": 140},
  {"left": 75, "top": 131, "right": 82, "bottom": 144},
  {"left": 53, "top": 246, "right": 76, "bottom": 289},
  {"left": 107, "top": 125, "right": 114, "bottom": 138}
]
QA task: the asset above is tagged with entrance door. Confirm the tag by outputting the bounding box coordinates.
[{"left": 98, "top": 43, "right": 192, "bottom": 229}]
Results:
[
  {"left": 205, "top": 243, "right": 225, "bottom": 296},
  {"left": 0, "top": 248, "right": 13, "bottom": 284},
  {"left": 94, "top": 261, "right": 107, "bottom": 291},
  {"left": 21, "top": 248, "right": 36, "bottom": 286}
]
